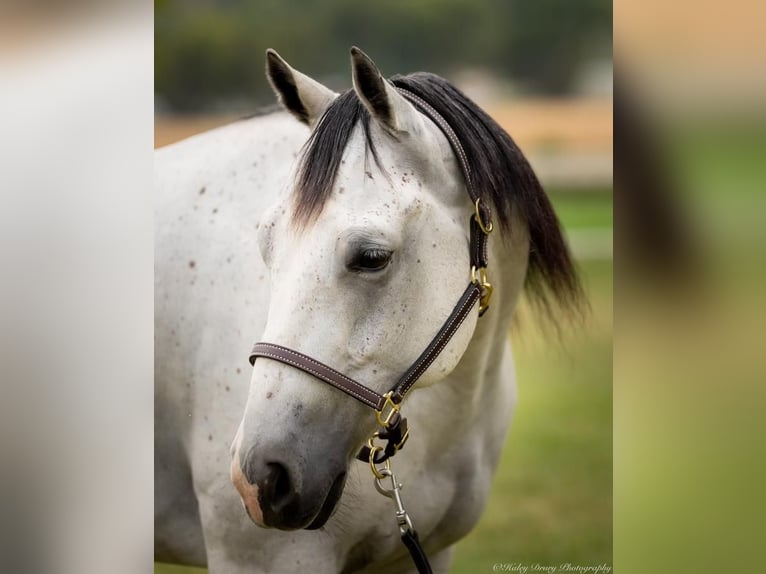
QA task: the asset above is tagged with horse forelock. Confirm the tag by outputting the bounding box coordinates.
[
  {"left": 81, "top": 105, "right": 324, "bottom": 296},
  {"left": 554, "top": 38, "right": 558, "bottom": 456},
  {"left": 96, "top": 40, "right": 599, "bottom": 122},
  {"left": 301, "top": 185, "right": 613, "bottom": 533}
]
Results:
[{"left": 292, "top": 72, "right": 584, "bottom": 318}]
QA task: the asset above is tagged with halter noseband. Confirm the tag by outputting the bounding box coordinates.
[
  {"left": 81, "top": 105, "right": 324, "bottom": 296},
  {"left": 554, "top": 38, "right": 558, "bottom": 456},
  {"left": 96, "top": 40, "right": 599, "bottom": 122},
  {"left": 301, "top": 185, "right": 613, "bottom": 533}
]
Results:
[{"left": 249, "top": 88, "right": 493, "bottom": 464}]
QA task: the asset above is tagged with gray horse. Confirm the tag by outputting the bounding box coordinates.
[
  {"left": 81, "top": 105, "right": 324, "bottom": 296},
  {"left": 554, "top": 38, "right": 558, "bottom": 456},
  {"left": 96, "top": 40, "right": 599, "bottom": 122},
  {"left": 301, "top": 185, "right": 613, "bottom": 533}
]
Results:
[{"left": 155, "top": 47, "right": 581, "bottom": 573}]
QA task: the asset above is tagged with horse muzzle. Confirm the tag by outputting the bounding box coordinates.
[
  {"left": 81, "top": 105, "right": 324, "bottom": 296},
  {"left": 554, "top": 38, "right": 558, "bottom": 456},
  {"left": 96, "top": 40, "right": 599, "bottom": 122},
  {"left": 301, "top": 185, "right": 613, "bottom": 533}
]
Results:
[{"left": 230, "top": 443, "right": 347, "bottom": 530}]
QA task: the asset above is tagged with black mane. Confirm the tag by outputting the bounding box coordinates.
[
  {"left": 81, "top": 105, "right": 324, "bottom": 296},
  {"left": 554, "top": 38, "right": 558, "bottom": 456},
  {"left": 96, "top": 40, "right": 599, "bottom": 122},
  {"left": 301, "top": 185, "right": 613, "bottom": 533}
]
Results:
[{"left": 293, "top": 72, "right": 583, "bottom": 315}]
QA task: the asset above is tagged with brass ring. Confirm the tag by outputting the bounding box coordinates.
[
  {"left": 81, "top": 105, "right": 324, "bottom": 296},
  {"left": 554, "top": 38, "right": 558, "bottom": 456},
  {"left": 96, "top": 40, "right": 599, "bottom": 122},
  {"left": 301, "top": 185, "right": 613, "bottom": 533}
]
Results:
[
  {"left": 474, "top": 198, "right": 493, "bottom": 234},
  {"left": 368, "top": 445, "right": 390, "bottom": 479}
]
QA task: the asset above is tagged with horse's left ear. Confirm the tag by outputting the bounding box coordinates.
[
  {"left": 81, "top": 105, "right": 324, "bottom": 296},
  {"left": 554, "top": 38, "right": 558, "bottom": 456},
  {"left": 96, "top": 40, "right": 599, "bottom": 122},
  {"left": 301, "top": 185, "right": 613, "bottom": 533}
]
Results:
[
  {"left": 266, "top": 49, "right": 337, "bottom": 128},
  {"left": 350, "top": 47, "right": 421, "bottom": 135}
]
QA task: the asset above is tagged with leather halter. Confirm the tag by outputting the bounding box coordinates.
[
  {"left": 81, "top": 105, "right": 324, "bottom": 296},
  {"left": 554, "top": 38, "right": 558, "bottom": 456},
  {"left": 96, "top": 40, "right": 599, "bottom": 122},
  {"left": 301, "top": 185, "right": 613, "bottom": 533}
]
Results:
[{"left": 249, "top": 88, "right": 493, "bottom": 462}]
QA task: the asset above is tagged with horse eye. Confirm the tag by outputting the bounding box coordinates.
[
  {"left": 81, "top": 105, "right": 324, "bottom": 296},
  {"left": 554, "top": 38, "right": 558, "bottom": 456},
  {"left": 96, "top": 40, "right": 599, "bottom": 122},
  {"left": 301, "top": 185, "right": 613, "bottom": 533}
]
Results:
[{"left": 348, "top": 249, "right": 392, "bottom": 273}]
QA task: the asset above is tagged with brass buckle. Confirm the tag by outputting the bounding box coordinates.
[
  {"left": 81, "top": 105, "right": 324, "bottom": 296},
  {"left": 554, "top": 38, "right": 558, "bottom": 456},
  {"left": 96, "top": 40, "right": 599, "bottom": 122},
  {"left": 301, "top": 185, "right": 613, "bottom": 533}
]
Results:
[
  {"left": 471, "top": 266, "right": 494, "bottom": 315},
  {"left": 474, "top": 198, "right": 493, "bottom": 235},
  {"left": 376, "top": 391, "right": 400, "bottom": 428}
]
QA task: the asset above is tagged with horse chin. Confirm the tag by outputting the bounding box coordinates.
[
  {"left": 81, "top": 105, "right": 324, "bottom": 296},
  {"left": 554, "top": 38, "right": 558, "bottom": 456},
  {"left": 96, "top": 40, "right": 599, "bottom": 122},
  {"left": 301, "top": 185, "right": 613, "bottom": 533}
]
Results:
[{"left": 304, "top": 470, "right": 347, "bottom": 530}]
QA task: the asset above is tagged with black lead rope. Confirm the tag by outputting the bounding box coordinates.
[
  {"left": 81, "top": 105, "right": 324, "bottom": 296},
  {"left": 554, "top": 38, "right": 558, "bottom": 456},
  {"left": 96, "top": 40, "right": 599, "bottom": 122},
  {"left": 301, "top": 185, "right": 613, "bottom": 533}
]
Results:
[
  {"left": 401, "top": 530, "right": 433, "bottom": 574},
  {"left": 374, "top": 468, "right": 433, "bottom": 574}
]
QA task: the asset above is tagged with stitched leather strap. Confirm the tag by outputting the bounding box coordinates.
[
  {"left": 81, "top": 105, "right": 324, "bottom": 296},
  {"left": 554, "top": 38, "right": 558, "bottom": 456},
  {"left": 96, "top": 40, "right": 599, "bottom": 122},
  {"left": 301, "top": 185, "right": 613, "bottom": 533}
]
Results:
[
  {"left": 389, "top": 282, "right": 481, "bottom": 402},
  {"left": 396, "top": 89, "right": 474, "bottom": 198},
  {"left": 396, "top": 87, "right": 492, "bottom": 229},
  {"left": 249, "top": 343, "right": 386, "bottom": 410},
  {"left": 470, "top": 215, "right": 489, "bottom": 269}
]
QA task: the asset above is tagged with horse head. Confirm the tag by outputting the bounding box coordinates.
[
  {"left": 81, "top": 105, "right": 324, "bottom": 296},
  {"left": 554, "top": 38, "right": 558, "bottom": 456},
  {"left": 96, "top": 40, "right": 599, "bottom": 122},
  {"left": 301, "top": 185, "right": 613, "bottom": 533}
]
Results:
[
  {"left": 230, "top": 48, "right": 481, "bottom": 530},
  {"left": 230, "top": 47, "right": 581, "bottom": 531}
]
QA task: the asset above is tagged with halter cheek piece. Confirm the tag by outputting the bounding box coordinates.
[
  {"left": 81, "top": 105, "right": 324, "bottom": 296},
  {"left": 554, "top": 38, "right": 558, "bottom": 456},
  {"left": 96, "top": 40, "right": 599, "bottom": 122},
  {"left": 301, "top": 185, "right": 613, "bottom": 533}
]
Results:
[{"left": 248, "top": 89, "right": 493, "bottom": 573}]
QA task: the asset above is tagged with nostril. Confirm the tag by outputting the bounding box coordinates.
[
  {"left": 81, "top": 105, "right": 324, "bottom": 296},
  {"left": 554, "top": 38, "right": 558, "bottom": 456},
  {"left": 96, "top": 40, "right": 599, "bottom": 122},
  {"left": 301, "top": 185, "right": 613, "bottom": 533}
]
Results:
[{"left": 264, "top": 462, "right": 292, "bottom": 512}]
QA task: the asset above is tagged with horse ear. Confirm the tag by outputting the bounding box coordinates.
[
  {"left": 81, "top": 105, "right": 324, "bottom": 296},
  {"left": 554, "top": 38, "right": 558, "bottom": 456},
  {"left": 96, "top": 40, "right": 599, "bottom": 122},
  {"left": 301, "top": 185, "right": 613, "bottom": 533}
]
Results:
[
  {"left": 350, "top": 46, "right": 421, "bottom": 135},
  {"left": 265, "top": 49, "right": 337, "bottom": 127}
]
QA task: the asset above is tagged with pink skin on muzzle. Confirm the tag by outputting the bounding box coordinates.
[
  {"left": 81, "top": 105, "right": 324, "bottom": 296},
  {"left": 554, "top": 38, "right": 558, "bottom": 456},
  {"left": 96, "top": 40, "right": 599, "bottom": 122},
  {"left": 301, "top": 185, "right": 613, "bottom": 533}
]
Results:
[
  {"left": 230, "top": 427, "right": 265, "bottom": 525},
  {"left": 230, "top": 452, "right": 265, "bottom": 525}
]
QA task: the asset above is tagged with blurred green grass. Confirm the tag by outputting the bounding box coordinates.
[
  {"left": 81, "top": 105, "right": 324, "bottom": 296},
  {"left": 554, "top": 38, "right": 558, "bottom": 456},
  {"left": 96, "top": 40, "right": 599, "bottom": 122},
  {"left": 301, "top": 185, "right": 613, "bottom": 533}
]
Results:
[
  {"left": 549, "top": 189, "right": 613, "bottom": 230},
  {"left": 451, "top": 257, "right": 613, "bottom": 572},
  {"left": 156, "top": 196, "right": 613, "bottom": 573}
]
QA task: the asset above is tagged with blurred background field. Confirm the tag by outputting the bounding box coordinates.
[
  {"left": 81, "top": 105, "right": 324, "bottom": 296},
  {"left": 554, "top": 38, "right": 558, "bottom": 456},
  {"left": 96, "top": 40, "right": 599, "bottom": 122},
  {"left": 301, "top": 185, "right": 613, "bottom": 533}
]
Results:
[{"left": 155, "top": 1, "right": 612, "bottom": 571}]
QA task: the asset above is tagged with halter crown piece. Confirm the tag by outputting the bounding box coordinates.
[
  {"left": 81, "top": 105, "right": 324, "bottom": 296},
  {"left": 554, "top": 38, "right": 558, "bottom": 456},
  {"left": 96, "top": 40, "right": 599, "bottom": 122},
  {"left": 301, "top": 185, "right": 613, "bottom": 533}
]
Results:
[{"left": 248, "top": 88, "right": 493, "bottom": 574}]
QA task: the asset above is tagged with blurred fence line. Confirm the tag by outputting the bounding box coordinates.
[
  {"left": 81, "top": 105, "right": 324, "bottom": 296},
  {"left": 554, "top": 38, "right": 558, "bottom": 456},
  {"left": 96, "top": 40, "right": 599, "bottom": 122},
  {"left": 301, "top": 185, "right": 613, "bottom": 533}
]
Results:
[{"left": 155, "top": 96, "right": 613, "bottom": 189}]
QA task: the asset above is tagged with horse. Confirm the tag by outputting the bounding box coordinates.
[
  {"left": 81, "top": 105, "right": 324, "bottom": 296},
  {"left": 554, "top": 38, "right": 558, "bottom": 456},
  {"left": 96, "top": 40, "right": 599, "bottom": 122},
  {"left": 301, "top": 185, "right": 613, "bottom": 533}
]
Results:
[{"left": 155, "top": 47, "right": 582, "bottom": 573}]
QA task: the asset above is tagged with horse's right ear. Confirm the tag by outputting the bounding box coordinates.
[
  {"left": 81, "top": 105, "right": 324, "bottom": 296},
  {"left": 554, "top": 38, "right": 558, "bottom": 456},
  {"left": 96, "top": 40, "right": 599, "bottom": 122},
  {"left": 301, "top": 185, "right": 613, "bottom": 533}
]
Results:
[
  {"left": 265, "top": 49, "right": 337, "bottom": 128},
  {"left": 350, "top": 46, "right": 421, "bottom": 136}
]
